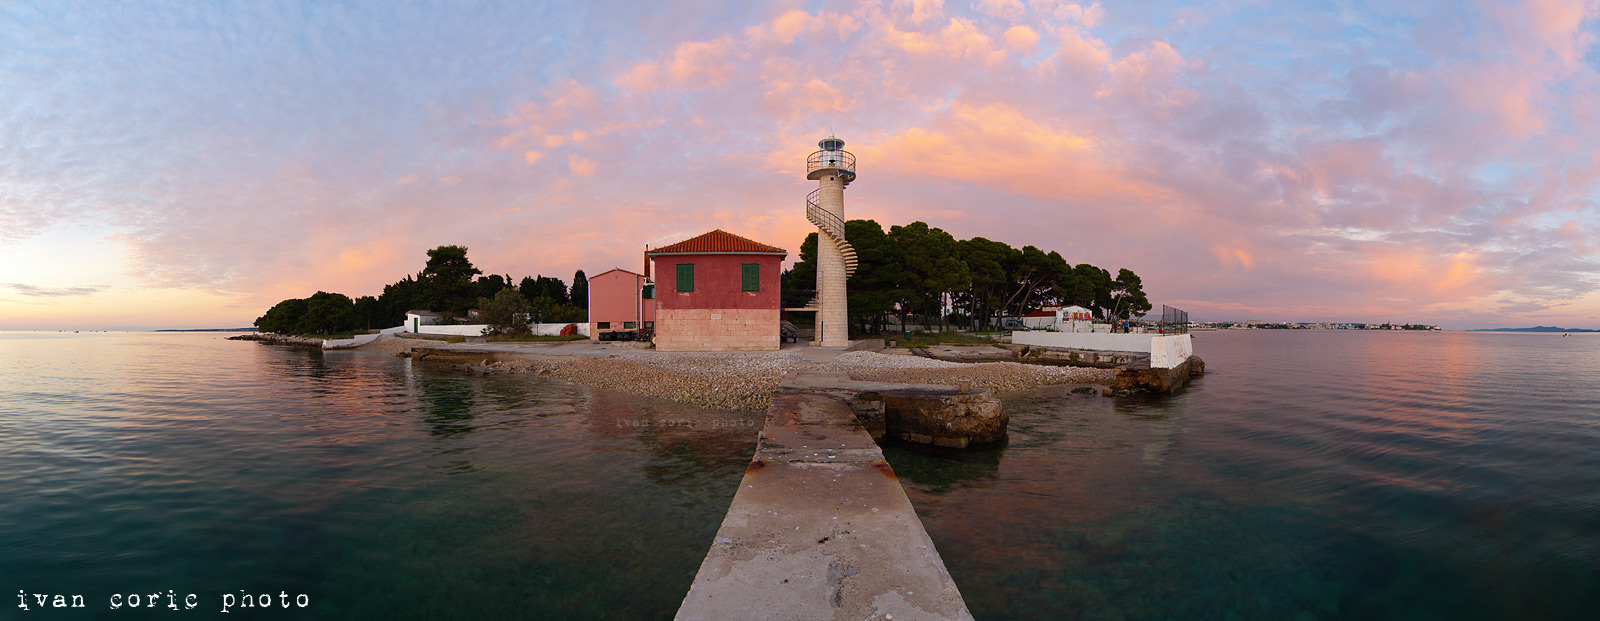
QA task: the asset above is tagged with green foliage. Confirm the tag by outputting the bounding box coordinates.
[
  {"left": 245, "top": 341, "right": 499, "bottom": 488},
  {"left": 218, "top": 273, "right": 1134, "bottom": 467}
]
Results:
[
  {"left": 844, "top": 220, "right": 904, "bottom": 334},
  {"left": 352, "top": 295, "right": 379, "bottom": 331},
  {"left": 889, "top": 221, "right": 970, "bottom": 330},
  {"left": 474, "top": 274, "right": 513, "bottom": 302},
  {"left": 899, "top": 330, "right": 1001, "bottom": 348},
  {"left": 254, "top": 298, "right": 308, "bottom": 334},
  {"left": 255, "top": 243, "right": 595, "bottom": 334},
  {"left": 956, "top": 236, "right": 1019, "bottom": 330},
  {"left": 781, "top": 232, "right": 819, "bottom": 308},
  {"left": 252, "top": 291, "right": 356, "bottom": 335},
  {"left": 783, "top": 219, "right": 1154, "bottom": 332},
  {"left": 570, "top": 270, "right": 588, "bottom": 309},
  {"left": 422, "top": 245, "right": 482, "bottom": 315},
  {"left": 301, "top": 291, "right": 357, "bottom": 335},
  {"left": 373, "top": 275, "right": 427, "bottom": 327},
  {"left": 1105, "top": 268, "right": 1153, "bottom": 321},
  {"left": 519, "top": 275, "right": 569, "bottom": 305},
  {"left": 528, "top": 297, "right": 587, "bottom": 323},
  {"left": 478, "top": 287, "right": 534, "bottom": 337}
]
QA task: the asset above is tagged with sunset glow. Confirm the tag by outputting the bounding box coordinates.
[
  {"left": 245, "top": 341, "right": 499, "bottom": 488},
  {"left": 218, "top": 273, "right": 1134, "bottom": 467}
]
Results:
[{"left": 3, "top": 1, "right": 1599, "bottom": 329}]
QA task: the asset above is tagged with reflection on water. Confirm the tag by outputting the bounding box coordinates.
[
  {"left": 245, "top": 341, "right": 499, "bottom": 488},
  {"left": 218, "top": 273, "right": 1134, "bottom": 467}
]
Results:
[
  {"left": 7, "top": 331, "right": 1597, "bottom": 619},
  {"left": 0, "top": 332, "right": 761, "bottom": 619},
  {"left": 889, "top": 331, "right": 1600, "bottom": 620},
  {"left": 881, "top": 442, "right": 1002, "bottom": 494}
]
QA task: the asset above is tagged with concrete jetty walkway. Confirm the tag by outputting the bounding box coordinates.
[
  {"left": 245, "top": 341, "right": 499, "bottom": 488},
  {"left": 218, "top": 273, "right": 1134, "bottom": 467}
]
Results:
[{"left": 676, "top": 371, "right": 973, "bottom": 620}]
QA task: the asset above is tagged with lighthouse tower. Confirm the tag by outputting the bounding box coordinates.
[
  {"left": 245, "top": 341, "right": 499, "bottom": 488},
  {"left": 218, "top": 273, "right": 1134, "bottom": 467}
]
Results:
[{"left": 805, "top": 134, "right": 857, "bottom": 347}]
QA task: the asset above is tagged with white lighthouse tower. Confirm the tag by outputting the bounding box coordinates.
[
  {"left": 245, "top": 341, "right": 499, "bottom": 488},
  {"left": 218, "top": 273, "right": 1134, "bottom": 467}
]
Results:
[{"left": 805, "top": 134, "right": 857, "bottom": 347}]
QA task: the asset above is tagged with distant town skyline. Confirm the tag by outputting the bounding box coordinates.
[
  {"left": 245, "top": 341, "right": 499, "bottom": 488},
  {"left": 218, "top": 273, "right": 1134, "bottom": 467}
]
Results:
[{"left": 4, "top": 1, "right": 1599, "bottom": 331}]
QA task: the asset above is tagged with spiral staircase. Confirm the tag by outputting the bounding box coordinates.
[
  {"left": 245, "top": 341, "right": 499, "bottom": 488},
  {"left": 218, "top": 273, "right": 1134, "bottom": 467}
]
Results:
[{"left": 799, "top": 189, "right": 857, "bottom": 310}]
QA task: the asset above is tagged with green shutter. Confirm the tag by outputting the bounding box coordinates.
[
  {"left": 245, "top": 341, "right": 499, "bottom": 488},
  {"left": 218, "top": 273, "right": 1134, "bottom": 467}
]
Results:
[
  {"left": 642, "top": 284, "right": 654, "bottom": 299},
  {"left": 742, "top": 263, "right": 759, "bottom": 292},
  {"left": 676, "top": 263, "right": 694, "bottom": 292}
]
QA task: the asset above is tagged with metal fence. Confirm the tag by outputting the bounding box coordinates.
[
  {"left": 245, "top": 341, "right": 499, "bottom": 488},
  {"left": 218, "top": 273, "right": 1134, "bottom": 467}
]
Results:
[{"left": 1159, "top": 305, "right": 1189, "bottom": 334}]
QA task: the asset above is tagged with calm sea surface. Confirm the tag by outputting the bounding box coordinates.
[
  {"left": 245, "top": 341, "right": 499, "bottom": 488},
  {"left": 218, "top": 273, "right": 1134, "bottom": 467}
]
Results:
[
  {"left": 2, "top": 330, "right": 1597, "bottom": 619},
  {"left": 887, "top": 330, "right": 1600, "bottom": 620}
]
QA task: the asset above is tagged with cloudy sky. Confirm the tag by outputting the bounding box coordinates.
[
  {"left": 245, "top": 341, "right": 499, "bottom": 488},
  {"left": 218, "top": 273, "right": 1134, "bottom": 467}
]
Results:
[{"left": 3, "top": 0, "right": 1599, "bottom": 330}]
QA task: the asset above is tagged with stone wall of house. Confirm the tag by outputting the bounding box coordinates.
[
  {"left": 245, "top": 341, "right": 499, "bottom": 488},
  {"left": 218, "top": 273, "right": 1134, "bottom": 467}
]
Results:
[{"left": 655, "top": 308, "right": 780, "bottom": 351}]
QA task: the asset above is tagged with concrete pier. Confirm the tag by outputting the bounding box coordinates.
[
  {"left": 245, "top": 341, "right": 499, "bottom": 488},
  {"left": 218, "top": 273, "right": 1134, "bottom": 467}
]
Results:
[{"left": 676, "top": 374, "right": 974, "bottom": 620}]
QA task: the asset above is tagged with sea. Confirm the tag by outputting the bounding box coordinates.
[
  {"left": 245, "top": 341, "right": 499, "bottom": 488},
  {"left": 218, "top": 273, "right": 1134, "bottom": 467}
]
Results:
[{"left": 0, "top": 330, "right": 1596, "bottom": 619}]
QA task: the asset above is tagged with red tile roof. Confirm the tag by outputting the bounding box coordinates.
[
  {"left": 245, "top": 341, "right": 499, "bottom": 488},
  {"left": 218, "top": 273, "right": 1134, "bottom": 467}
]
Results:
[{"left": 647, "top": 229, "right": 787, "bottom": 256}]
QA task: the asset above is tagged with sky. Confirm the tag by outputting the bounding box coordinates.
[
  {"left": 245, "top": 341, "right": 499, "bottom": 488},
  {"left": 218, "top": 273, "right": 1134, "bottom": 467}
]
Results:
[{"left": 3, "top": 0, "right": 1599, "bottom": 330}]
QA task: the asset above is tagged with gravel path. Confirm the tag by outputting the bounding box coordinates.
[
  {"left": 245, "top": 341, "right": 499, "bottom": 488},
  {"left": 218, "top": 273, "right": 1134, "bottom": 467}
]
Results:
[{"left": 446, "top": 348, "right": 1113, "bottom": 411}]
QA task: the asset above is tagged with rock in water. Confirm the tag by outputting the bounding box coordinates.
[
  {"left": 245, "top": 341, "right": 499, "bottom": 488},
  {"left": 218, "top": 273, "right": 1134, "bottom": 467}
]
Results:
[{"left": 875, "top": 387, "right": 1007, "bottom": 449}]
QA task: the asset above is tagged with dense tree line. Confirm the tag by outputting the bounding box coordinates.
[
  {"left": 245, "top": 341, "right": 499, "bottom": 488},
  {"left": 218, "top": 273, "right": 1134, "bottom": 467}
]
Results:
[
  {"left": 253, "top": 246, "right": 588, "bottom": 335},
  {"left": 783, "top": 220, "right": 1151, "bottom": 335}
]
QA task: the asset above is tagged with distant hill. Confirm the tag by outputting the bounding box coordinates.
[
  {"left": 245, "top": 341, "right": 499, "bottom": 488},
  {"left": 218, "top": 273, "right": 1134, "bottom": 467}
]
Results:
[{"left": 1470, "top": 326, "right": 1599, "bottom": 332}]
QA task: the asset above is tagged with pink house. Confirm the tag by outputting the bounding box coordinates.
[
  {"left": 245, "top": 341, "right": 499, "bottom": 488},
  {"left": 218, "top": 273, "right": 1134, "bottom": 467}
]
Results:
[
  {"left": 646, "top": 230, "right": 787, "bottom": 351},
  {"left": 587, "top": 268, "right": 655, "bottom": 338}
]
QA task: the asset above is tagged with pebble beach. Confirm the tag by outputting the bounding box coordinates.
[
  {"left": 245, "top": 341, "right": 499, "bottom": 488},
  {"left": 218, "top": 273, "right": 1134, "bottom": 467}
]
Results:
[{"left": 361, "top": 335, "right": 1113, "bottom": 411}]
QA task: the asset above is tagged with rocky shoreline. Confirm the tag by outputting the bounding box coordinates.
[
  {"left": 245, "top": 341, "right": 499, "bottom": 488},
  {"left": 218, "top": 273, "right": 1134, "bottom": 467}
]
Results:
[
  {"left": 226, "top": 333, "right": 324, "bottom": 347},
  {"left": 402, "top": 345, "right": 1115, "bottom": 411},
  {"left": 234, "top": 333, "right": 1179, "bottom": 410}
]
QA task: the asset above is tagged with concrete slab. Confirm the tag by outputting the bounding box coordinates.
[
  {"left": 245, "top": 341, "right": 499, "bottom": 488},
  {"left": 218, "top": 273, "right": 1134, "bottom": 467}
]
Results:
[{"left": 676, "top": 387, "right": 972, "bottom": 620}]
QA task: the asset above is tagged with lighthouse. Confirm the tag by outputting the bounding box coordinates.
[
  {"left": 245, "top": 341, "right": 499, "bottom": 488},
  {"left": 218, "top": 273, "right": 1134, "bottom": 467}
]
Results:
[{"left": 804, "top": 134, "right": 857, "bottom": 347}]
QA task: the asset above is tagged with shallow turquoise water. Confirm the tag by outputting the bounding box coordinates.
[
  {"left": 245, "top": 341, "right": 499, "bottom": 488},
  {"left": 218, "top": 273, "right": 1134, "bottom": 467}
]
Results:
[
  {"left": 0, "top": 332, "right": 761, "bottom": 618},
  {"left": 886, "top": 330, "right": 1600, "bottom": 620}
]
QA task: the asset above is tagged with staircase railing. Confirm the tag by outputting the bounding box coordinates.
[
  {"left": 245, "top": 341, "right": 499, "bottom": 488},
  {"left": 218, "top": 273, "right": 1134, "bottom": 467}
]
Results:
[
  {"left": 806, "top": 149, "right": 856, "bottom": 177},
  {"left": 806, "top": 190, "right": 847, "bottom": 240},
  {"left": 801, "top": 189, "right": 858, "bottom": 310}
]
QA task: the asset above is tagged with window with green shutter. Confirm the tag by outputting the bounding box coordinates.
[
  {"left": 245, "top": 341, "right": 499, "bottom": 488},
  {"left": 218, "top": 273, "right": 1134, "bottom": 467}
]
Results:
[
  {"left": 642, "top": 284, "right": 654, "bottom": 299},
  {"left": 741, "top": 263, "right": 759, "bottom": 292},
  {"left": 676, "top": 263, "right": 694, "bottom": 292}
]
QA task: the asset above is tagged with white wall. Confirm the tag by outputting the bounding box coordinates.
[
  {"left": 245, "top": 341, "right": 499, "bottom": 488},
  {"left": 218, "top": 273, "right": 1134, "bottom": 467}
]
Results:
[
  {"left": 531, "top": 322, "right": 590, "bottom": 336},
  {"left": 416, "top": 322, "right": 591, "bottom": 337},
  {"left": 1149, "top": 334, "right": 1193, "bottom": 369},
  {"left": 1012, "top": 332, "right": 1153, "bottom": 353},
  {"left": 405, "top": 313, "right": 442, "bottom": 331},
  {"left": 1011, "top": 332, "right": 1193, "bottom": 369},
  {"left": 416, "top": 324, "right": 488, "bottom": 336},
  {"left": 322, "top": 333, "right": 383, "bottom": 349},
  {"left": 1021, "top": 316, "right": 1056, "bottom": 329}
]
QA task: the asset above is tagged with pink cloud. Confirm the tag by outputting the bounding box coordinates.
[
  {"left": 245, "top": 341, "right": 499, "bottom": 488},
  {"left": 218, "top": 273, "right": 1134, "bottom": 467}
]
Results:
[
  {"left": 875, "top": 17, "right": 1009, "bottom": 65},
  {"left": 1096, "top": 41, "right": 1197, "bottom": 106},
  {"left": 568, "top": 154, "right": 596, "bottom": 176},
  {"left": 21, "top": 0, "right": 1598, "bottom": 330},
  {"left": 1002, "top": 25, "right": 1040, "bottom": 53},
  {"left": 1047, "top": 25, "right": 1111, "bottom": 79},
  {"left": 891, "top": 0, "right": 945, "bottom": 25},
  {"left": 973, "top": 0, "right": 1024, "bottom": 21},
  {"left": 1034, "top": 1, "right": 1103, "bottom": 27}
]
